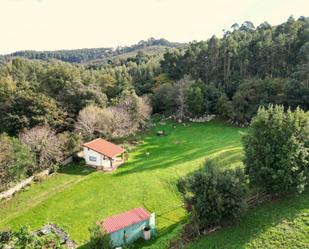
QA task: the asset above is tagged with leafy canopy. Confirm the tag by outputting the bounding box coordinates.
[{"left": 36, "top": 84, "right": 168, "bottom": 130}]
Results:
[{"left": 243, "top": 105, "right": 309, "bottom": 194}]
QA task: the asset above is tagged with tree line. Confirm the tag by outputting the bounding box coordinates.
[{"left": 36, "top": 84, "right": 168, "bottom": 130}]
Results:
[
  {"left": 156, "top": 16, "right": 309, "bottom": 123},
  {"left": 4, "top": 38, "right": 184, "bottom": 64}
]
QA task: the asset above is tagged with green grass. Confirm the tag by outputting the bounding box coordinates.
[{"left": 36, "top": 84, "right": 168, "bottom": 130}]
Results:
[
  {"left": 186, "top": 191, "right": 309, "bottom": 249},
  {"left": 1, "top": 120, "right": 308, "bottom": 248},
  {"left": 0, "top": 120, "right": 243, "bottom": 248}
]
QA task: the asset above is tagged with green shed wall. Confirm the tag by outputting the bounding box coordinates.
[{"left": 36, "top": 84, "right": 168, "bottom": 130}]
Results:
[
  {"left": 109, "top": 213, "right": 156, "bottom": 247},
  {"left": 110, "top": 220, "right": 148, "bottom": 247}
]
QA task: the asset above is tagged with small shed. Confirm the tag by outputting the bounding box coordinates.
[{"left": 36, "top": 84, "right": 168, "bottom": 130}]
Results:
[
  {"left": 82, "top": 138, "right": 125, "bottom": 171},
  {"left": 100, "top": 207, "right": 156, "bottom": 247}
]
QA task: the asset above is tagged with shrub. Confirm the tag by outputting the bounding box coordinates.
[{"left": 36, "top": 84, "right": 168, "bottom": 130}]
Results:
[
  {"left": 0, "top": 231, "right": 12, "bottom": 245},
  {"left": 177, "top": 160, "right": 248, "bottom": 228},
  {"left": 0, "top": 133, "right": 35, "bottom": 191},
  {"left": 58, "top": 131, "right": 82, "bottom": 158},
  {"left": 152, "top": 83, "right": 178, "bottom": 114},
  {"left": 1, "top": 226, "right": 64, "bottom": 249},
  {"left": 88, "top": 225, "right": 112, "bottom": 249},
  {"left": 243, "top": 105, "right": 309, "bottom": 194},
  {"left": 186, "top": 85, "right": 204, "bottom": 116}
]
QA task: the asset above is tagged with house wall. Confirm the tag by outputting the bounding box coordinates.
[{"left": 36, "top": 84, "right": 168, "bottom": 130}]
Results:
[
  {"left": 83, "top": 147, "right": 114, "bottom": 169},
  {"left": 83, "top": 147, "right": 103, "bottom": 167},
  {"left": 101, "top": 156, "right": 112, "bottom": 168}
]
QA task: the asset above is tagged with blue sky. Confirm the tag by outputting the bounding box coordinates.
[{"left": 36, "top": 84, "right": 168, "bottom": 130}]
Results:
[{"left": 1, "top": 0, "right": 308, "bottom": 53}]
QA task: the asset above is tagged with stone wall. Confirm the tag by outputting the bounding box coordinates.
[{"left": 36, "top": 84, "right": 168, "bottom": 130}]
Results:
[
  {"left": 189, "top": 114, "right": 216, "bottom": 123},
  {"left": 0, "top": 156, "right": 75, "bottom": 201},
  {"left": 0, "top": 169, "right": 49, "bottom": 200}
]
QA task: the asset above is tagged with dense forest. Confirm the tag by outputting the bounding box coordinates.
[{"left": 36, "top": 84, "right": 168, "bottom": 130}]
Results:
[
  {"left": 158, "top": 16, "right": 309, "bottom": 123},
  {"left": 0, "top": 16, "right": 309, "bottom": 191}
]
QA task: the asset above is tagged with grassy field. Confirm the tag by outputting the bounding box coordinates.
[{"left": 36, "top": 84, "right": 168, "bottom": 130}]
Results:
[
  {"left": 1, "top": 120, "right": 308, "bottom": 248},
  {"left": 0, "top": 120, "right": 243, "bottom": 248}
]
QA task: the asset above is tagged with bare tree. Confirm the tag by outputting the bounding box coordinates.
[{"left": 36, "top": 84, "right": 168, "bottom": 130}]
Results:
[
  {"left": 75, "top": 105, "right": 106, "bottom": 140},
  {"left": 117, "top": 94, "right": 152, "bottom": 128},
  {"left": 175, "top": 75, "right": 194, "bottom": 120},
  {"left": 19, "top": 126, "right": 63, "bottom": 170},
  {"left": 108, "top": 106, "right": 137, "bottom": 138},
  {"left": 136, "top": 96, "right": 152, "bottom": 128},
  {"left": 75, "top": 96, "right": 151, "bottom": 140}
]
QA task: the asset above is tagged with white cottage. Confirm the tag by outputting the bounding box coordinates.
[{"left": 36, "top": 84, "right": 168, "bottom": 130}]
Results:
[{"left": 82, "top": 138, "right": 125, "bottom": 171}]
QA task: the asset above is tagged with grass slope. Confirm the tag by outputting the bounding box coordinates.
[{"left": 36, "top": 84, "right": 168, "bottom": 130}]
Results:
[
  {"left": 187, "top": 191, "right": 309, "bottom": 249},
  {"left": 0, "top": 120, "right": 243, "bottom": 248}
]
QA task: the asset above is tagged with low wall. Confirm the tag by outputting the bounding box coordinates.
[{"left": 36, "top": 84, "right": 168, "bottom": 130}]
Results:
[
  {"left": 0, "top": 156, "right": 73, "bottom": 201},
  {"left": 0, "top": 169, "right": 49, "bottom": 200},
  {"left": 62, "top": 156, "right": 73, "bottom": 165}
]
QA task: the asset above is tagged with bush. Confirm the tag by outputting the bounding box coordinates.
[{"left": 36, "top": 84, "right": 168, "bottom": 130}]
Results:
[
  {"left": 0, "top": 133, "right": 35, "bottom": 191},
  {"left": 177, "top": 160, "right": 248, "bottom": 228},
  {"left": 1, "top": 226, "right": 64, "bottom": 249},
  {"left": 88, "top": 225, "right": 112, "bottom": 249},
  {"left": 0, "top": 231, "right": 12, "bottom": 245},
  {"left": 152, "top": 83, "right": 178, "bottom": 114},
  {"left": 58, "top": 132, "right": 81, "bottom": 158},
  {"left": 186, "top": 85, "right": 204, "bottom": 116},
  {"left": 243, "top": 105, "right": 309, "bottom": 194}
]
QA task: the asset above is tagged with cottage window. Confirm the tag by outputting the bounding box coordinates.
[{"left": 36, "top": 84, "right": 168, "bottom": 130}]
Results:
[{"left": 89, "top": 156, "right": 97, "bottom": 162}]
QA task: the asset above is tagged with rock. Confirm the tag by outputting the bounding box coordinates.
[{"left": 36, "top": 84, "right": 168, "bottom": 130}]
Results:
[{"left": 157, "top": 130, "right": 165, "bottom": 136}]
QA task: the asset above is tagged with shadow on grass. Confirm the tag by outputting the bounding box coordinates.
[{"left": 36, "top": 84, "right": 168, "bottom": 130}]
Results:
[
  {"left": 115, "top": 144, "right": 242, "bottom": 177},
  {"left": 187, "top": 190, "right": 309, "bottom": 249},
  {"left": 113, "top": 121, "right": 243, "bottom": 177},
  {"left": 58, "top": 163, "right": 95, "bottom": 176}
]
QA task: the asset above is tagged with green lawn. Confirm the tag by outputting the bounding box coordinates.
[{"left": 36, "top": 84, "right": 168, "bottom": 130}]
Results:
[
  {"left": 0, "top": 120, "right": 243, "bottom": 248},
  {"left": 0, "top": 121, "right": 309, "bottom": 249},
  {"left": 1, "top": 120, "right": 308, "bottom": 248}
]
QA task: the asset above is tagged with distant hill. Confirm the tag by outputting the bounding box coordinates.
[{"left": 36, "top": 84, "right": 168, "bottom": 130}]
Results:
[{"left": 3, "top": 38, "right": 185, "bottom": 64}]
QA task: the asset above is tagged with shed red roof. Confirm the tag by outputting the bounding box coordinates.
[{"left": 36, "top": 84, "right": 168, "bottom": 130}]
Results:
[
  {"left": 83, "top": 138, "right": 124, "bottom": 158},
  {"left": 101, "top": 208, "right": 151, "bottom": 234}
]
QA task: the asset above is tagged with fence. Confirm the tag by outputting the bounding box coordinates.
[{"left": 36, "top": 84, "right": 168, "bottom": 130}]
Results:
[{"left": 246, "top": 191, "right": 271, "bottom": 207}]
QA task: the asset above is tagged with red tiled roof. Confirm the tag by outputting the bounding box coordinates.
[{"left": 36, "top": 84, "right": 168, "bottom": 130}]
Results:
[
  {"left": 83, "top": 138, "right": 124, "bottom": 158},
  {"left": 101, "top": 208, "right": 151, "bottom": 234}
]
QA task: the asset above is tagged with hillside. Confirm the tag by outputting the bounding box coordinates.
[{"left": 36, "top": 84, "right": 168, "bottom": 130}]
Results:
[
  {"left": 3, "top": 38, "right": 185, "bottom": 64},
  {"left": 186, "top": 190, "right": 309, "bottom": 249}
]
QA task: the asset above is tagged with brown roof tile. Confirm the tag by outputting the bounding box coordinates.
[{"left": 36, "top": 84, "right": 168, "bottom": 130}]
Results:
[{"left": 83, "top": 138, "right": 124, "bottom": 158}]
